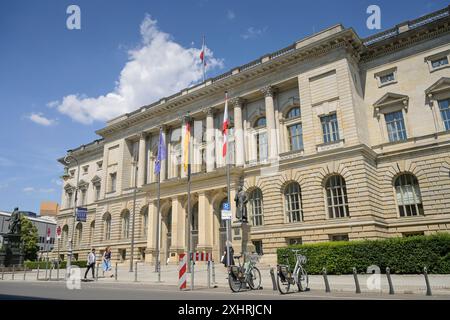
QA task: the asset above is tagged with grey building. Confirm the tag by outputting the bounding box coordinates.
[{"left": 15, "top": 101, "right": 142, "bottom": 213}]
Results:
[{"left": 0, "top": 211, "right": 57, "bottom": 254}]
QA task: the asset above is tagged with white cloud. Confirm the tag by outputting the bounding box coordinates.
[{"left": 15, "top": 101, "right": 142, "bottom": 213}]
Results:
[
  {"left": 51, "top": 178, "right": 63, "bottom": 186},
  {"left": 46, "top": 100, "right": 59, "bottom": 108},
  {"left": 28, "top": 113, "right": 57, "bottom": 126},
  {"left": 227, "top": 10, "right": 236, "bottom": 20},
  {"left": 23, "top": 187, "right": 55, "bottom": 193},
  {"left": 55, "top": 14, "right": 224, "bottom": 124},
  {"left": 241, "top": 26, "right": 268, "bottom": 40}
]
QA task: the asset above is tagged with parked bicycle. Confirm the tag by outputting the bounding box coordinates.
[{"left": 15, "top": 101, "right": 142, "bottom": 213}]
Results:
[
  {"left": 228, "top": 253, "right": 262, "bottom": 292},
  {"left": 276, "top": 249, "right": 309, "bottom": 294}
]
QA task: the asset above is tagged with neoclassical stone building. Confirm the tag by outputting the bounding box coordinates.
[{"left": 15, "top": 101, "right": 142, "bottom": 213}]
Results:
[{"left": 57, "top": 7, "right": 450, "bottom": 265}]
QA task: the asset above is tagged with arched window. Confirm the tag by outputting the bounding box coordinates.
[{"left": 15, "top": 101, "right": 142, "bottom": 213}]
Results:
[
  {"left": 89, "top": 221, "right": 95, "bottom": 246},
  {"left": 394, "top": 173, "right": 424, "bottom": 217},
  {"left": 103, "top": 213, "right": 111, "bottom": 241},
  {"left": 254, "top": 117, "right": 266, "bottom": 128},
  {"left": 75, "top": 223, "right": 82, "bottom": 247},
  {"left": 284, "top": 182, "right": 303, "bottom": 223},
  {"left": 141, "top": 206, "right": 149, "bottom": 238},
  {"left": 287, "top": 107, "right": 301, "bottom": 119},
  {"left": 121, "top": 210, "right": 130, "bottom": 239},
  {"left": 249, "top": 188, "right": 264, "bottom": 226},
  {"left": 325, "top": 175, "right": 349, "bottom": 218},
  {"left": 62, "top": 225, "right": 69, "bottom": 248}
]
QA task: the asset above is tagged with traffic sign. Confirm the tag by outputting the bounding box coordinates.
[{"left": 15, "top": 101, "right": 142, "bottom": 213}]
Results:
[
  {"left": 222, "top": 202, "right": 230, "bottom": 210},
  {"left": 56, "top": 226, "right": 61, "bottom": 240},
  {"left": 76, "top": 207, "right": 87, "bottom": 222},
  {"left": 46, "top": 227, "right": 51, "bottom": 241}
]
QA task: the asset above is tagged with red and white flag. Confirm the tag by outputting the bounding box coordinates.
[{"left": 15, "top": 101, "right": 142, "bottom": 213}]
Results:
[
  {"left": 200, "top": 36, "right": 206, "bottom": 67},
  {"left": 222, "top": 92, "right": 229, "bottom": 158}
]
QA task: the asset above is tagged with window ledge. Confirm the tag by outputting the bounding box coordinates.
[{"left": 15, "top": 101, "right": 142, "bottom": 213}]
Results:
[
  {"left": 316, "top": 139, "right": 345, "bottom": 152},
  {"left": 430, "top": 64, "right": 450, "bottom": 73},
  {"left": 378, "top": 80, "right": 397, "bottom": 88}
]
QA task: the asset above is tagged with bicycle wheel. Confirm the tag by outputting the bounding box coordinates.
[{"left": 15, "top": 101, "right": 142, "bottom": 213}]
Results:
[
  {"left": 295, "top": 266, "right": 309, "bottom": 292},
  {"left": 247, "top": 267, "right": 261, "bottom": 290},
  {"left": 276, "top": 269, "right": 290, "bottom": 294},
  {"left": 228, "top": 271, "right": 243, "bottom": 292}
]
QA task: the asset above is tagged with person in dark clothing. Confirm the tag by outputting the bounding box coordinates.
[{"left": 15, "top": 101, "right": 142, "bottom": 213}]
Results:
[
  {"left": 84, "top": 248, "right": 96, "bottom": 279},
  {"left": 221, "top": 242, "right": 235, "bottom": 267}
]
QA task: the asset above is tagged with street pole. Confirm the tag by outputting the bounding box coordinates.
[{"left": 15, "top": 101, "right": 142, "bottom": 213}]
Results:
[
  {"left": 225, "top": 91, "right": 231, "bottom": 268},
  {"left": 64, "top": 155, "right": 80, "bottom": 278},
  {"left": 186, "top": 116, "right": 193, "bottom": 274},
  {"left": 129, "top": 159, "right": 138, "bottom": 272},
  {"left": 155, "top": 163, "right": 161, "bottom": 274}
]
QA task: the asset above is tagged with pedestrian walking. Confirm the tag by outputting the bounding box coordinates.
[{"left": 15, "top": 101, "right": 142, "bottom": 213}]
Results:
[
  {"left": 221, "top": 242, "right": 235, "bottom": 267},
  {"left": 84, "top": 248, "right": 96, "bottom": 280},
  {"left": 102, "top": 246, "right": 114, "bottom": 278}
]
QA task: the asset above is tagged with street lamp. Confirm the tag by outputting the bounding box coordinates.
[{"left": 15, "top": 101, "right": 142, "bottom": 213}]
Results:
[{"left": 61, "top": 153, "right": 81, "bottom": 277}]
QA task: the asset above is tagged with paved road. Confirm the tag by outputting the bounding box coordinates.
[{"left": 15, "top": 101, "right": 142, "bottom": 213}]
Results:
[{"left": 0, "top": 281, "right": 449, "bottom": 300}]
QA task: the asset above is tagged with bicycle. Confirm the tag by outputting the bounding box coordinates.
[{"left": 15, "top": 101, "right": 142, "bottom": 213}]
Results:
[
  {"left": 228, "top": 253, "right": 262, "bottom": 292},
  {"left": 276, "top": 249, "right": 309, "bottom": 294}
]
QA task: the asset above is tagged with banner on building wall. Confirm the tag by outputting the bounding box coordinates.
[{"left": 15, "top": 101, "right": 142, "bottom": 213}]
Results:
[{"left": 76, "top": 207, "right": 87, "bottom": 222}]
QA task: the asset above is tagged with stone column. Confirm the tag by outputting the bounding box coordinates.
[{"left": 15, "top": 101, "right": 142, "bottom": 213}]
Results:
[
  {"left": 137, "top": 132, "right": 147, "bottom": 187},
  {"left": 197, "top": 191, "right": 213, "bottom": 252},
  {"left": 231, "top": 98, "right": 246, "bottom": 167},
  {"left": 160, "top": 126, "right": 168, "bottom": 181},
  {"left": 170, "top": 196, "right": 186, "bottom": 255},
  {"left": 261, "top": 85, "right": 279, "bottom": 159},
  {"left": 144, "top": 202, "right": 157, "bottom": 263},
  {"left": 203, "top": 107, "right": 215, "bottom": 172}
]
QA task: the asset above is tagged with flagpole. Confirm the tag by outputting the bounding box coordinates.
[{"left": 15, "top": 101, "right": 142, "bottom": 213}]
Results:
[
  {"left": 155, "top": 127, "right": 162, "bottom": 276},
  {"left": 185, "top": 116, "right": 193, "bottom": 274},
  {"left": 225, "top": 91, "right": 231, "bottom": 268},
  {"left": 202, "top": 35, "right": 206, "bottom": 83}
]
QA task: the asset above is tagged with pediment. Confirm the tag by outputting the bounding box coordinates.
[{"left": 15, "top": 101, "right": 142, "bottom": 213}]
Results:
[
  {"left": 78, "top": 179, "right": 89, "bottom": 189},
  {"left": 91, "top": 175, "right": 101, "bottom": 183},
  {"left": 425, "top": 77, "right": 450, "bottom": 97},
  {"left": 64, "top": 183, "right": 74, "bottom": 191},
  {"left": 373, "top": 92, "right": 409, "bottom": 109}
]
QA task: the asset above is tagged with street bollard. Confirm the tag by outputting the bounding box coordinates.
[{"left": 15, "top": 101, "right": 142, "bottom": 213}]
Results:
[
  {"left": 134, "top": 262, "right": 138, "bottom": 282},
  {"left": 57, "top": 262, "right": 60, "bottom": 281},
  {"left": 96, "top": 263, "right": 100, "bottom": 281},
  {"left": 45, "top": 259, "right": 49, "bottom": 280},
  {"left": 211, "top": 261, "right": 216, "bottom": 284},
  {"left": 115, "top": 262, "right": 118, "bottom": 281},
  {"left": 36, "top": 264, "right": 40, "bottom": 280},
  {"left": 12, "top": 265, "right": 15, "bottom": 280},
  {"left": 23, "top": 266, "right": 27, "bottom": 281},
  {"left": 49, "top": 263, "right": 53, "bottom": 281},
  {"left": 322, "top": 267, "right": 330, "bottom": 293},
  {"left": 423, "top": 267, "right": 432, "bottom": 296},
  {"left": 352, "top": 267, "right": 361, "bottom": 294},
  {"left": 157, "top": 261, "right": 161, "bottom": 282},
  {"left": 270, "top": 267, "right": 278, "bottom": 291},
  {"left": 191, "top": 260, "right": 195, "bottom": 291},
  {"left": 386, "top": 267, "right": 395, "bottom": 295},
  {"left": 207, "top": 261, "right": 211, "bottom": 289},
  {"left": 1, "top": 266, "right": 4, "bottom": 280}
]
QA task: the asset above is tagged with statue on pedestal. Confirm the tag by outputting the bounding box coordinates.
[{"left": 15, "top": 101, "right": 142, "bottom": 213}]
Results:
[
  {"left": 7, "top": 207, "right": 21, "bottom": 235},
  {"left": 234, "top": 186, "right": 248, "bottom": 223}
]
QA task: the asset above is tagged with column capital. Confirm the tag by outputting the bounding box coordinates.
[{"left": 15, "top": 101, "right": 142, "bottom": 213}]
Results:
[
  {"left": 230, "top": 97, "right": 246, "bottom": 108},
  {"left": 260, "top": 85, "right": 275, "bottom": 98},
  {"left": 139, "top": 131, "right": 148, "bottom": 140},
  {"left": 201, "top": 106, "right": 215, "bottom": 116}
]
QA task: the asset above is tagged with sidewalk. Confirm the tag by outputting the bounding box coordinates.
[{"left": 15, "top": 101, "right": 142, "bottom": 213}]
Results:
[{"left": 2, "top": 262, "right": 450, "bottom": 296}]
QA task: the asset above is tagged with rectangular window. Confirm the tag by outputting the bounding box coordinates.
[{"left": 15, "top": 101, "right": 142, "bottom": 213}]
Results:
[
  {"left": 288, "top": 123, "right": 303, "bottom": 151},
  {"left": 379, "top": 72, "right": 395, "bottom": 84},
  {"left": 110, "top": 173, "right": 117, "bottom": 192},
  {"left": 431, "top": 56, "right": 449, "bottom": 69},
  {"left": 81, "top": 189, "right": 87, "bottom": 205},
  {"left": 385, "top": 111, "right": 407, "bottom": 142},
  {"left": 252, "top": 240, "right": 263, "bottom": 255},
  {"left": 256, "top": 132, "right": 268, "bottom": 162},
  {"left": 330, "top": 234, "right": 349, "bottom": 241},
  {"left": 95, "top": 184, "right": 101, "bottom": 201},
  {"left": 320, "top": 113, "right": 340, "bottom": 143},
  {"left": 288, "top": 238, "right": 303, "bottom": 246},
  {"left": 438, "top": 99, "right": 450, "bottom": 131}
]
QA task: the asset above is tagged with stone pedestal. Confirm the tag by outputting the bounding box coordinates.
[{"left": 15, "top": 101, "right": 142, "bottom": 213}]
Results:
[
  {"left": 231, "top": 222, "right": 255, "bottom": 261},
  {"left": 0, "top": 233, "right": 24, "bottom": 267}
]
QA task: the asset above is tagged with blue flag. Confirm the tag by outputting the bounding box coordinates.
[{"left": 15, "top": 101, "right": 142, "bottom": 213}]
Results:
[{"left": 154, "top": 129, "right": 166, "bottom": 174}]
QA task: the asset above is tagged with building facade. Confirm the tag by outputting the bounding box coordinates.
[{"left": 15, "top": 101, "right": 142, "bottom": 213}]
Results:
[{"left": 57, "top": 7, "right": 450, "bottom": 265}]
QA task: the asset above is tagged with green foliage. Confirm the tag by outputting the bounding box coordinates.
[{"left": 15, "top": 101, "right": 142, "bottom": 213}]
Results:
[
  {"left": 20, "top": 215, "right": 39, "bottom": 261},
  {"left": 24, "top": 260, "right": 88, "bottom": 269},
  {"left": 277, "top": 233, "right": 450, "bottom": 274}
]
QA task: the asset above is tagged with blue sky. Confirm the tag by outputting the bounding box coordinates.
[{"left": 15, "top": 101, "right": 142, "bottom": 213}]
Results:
[{"left": 0, "top": 0, "right": 447, "bottom": 213}]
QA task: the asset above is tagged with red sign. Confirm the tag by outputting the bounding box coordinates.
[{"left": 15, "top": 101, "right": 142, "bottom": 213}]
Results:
[{"left": 56, "top": 226, "right": 61, "bottom": 236}]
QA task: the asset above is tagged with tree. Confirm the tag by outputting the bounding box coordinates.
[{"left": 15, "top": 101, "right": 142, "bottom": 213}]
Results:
[{"left": 20, "top": 215, "right": 39, "bottom": 261}]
